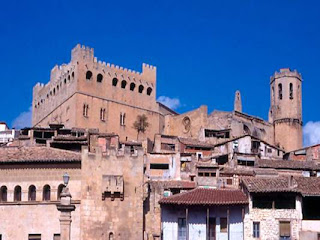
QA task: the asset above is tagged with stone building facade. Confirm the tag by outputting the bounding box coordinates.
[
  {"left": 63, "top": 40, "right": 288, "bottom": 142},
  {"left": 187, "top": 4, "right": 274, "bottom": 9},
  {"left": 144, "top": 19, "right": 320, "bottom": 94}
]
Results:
[{"left": 32, "top": 44, "right": 176, "bottom": 142}]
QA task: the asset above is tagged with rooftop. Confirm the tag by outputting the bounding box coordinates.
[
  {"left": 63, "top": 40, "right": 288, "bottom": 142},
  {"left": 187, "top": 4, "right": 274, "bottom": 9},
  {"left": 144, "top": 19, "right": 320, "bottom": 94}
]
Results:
[
  {"left": 0, "top": 146, "right": 81, "bottom": 163},
  {"left": 159, "top": 187, "right": 248, "bottom": 206}
]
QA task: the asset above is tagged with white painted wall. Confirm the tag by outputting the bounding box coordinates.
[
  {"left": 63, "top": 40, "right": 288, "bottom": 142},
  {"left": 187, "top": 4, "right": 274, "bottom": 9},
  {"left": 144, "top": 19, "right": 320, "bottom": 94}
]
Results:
[{"left": 162, "top": 205, "right": 244, "bottom": 240}]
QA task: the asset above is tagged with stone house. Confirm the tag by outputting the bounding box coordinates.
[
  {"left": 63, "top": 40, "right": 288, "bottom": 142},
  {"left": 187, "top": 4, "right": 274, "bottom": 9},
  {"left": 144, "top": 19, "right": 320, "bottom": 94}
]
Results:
[
  {"left": 159, "top": 188, "right": 248, "bottom": 240},
  {"left": 241, "top": 176, "right": 320, "bottom": 240},
  {"left": 0, "top": 146, "right": 81, "bottom": 240}
]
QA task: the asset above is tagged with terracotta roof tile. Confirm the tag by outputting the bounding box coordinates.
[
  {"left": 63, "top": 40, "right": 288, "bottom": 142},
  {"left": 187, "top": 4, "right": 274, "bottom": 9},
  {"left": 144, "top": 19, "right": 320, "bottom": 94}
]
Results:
[
  {"left": 150, "top": 180, "right": 196, "bottom": 189},
  {"left": 159, "top": 188, "right": 248, "bottom": 206},
  {"left": 0, "top": 146, "right": 81, "bottom": 163},
  {"left": 242, "top": 176, "right": 320, "bottom": 196},
  {"left": 178, "top": 138, "right": 214, "bottom": 148},
  {"left": 256, "top": 159, "right": 320, "bottom": 170}
]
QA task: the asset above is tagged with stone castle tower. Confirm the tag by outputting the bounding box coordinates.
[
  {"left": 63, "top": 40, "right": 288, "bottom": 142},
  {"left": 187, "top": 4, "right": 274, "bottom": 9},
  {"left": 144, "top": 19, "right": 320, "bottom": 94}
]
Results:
[{"left": 269, "top": 68, "right": 302, "bottom": 152}]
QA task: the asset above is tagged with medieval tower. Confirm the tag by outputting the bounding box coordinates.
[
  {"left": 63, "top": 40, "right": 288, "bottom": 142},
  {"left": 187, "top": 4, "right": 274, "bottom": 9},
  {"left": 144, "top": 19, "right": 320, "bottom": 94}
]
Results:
[{"left": 269, "top": 68, "right": 303, "bottom": 152}]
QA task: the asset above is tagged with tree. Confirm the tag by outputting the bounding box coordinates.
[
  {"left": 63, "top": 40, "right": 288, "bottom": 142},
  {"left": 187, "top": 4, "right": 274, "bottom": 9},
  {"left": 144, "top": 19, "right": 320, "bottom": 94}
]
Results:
[{"left": 133, "top": 114, "right": 149, "bottom": 140}]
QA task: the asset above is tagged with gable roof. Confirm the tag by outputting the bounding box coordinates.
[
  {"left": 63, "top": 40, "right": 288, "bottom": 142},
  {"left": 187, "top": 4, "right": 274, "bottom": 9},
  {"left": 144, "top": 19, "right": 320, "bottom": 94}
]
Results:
[
  {"left": 242, "top": 176, "right": 320, "bottom": 196},
  {"left": 0, "top": 146, "right": 81, "bottom": 163},
  {"left": 159, "top": 187, "right": 248, "bottom": 206},
  {"left": 256, "top": 159, "right": 320, "bottom": 171}
]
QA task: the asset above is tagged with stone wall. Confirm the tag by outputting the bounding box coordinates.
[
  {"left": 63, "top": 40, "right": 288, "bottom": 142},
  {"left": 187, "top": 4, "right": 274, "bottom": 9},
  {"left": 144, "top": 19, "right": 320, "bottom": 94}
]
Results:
[{"left": 80, "top": 146, "right": 145, "bottom": 240}]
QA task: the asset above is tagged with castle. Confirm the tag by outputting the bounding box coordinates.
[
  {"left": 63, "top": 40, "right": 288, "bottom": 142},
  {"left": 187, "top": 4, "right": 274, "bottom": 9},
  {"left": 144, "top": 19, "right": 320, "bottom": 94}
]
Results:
[{"left": 33, "top": 44, "right": 303, "bottom": 152}]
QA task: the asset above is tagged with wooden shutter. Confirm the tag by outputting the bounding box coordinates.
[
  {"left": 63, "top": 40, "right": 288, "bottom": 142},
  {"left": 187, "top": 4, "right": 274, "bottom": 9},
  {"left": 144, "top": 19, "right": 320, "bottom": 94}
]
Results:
[{"left": 279, "top": 221, "right": 290, "bottom": 237}]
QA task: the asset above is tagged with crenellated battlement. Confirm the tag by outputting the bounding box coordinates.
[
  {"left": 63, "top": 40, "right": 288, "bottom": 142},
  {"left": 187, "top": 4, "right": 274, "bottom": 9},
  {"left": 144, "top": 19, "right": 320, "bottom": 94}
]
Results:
[{"left": 270, "top": 68, "right": 302, "bottom": 83}]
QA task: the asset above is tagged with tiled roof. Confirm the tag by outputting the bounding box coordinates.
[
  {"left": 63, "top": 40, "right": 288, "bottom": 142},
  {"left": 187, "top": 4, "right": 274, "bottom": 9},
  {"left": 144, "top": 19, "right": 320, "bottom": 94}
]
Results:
[
  {"left": 159, "top": 188, "right": 248, "bottom": 206},
  {"left": 0, "top": 146, "right": 81, "bottom": 163},
  {"left": 179, "top": 138, "right": 214, "bottom": 148},
  {"left": 242, "top": 177, "right": 320, "bottom": 196},
  {"left": 221, "top": 167, "right": 254, "bottom": 176},
  {"left": 256, "top": 159, "right": 320, "bottom": 171}
]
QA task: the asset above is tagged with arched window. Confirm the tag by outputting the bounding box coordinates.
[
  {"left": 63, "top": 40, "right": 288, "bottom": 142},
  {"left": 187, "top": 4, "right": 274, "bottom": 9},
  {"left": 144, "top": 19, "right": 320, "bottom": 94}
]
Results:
[
  {"left": 112, "top": 78, "right": 118, "bottom": 86},
  {"left": 64, "top": 78, "right": 67, "bottom": 84},
  {"left": 68, "top": 75, "right": 71, "bottom": 81},
  {"left": 86, "top": 71, "right": 93, "bottom": 80},
  {"left": 14, "top": 185, "right": 22, "bottom": 201},
  {"left": 147, "top": 87, "right": 152, "bottom": 96},
  {"left": 278, "top": 83, "right": 282, "bottom": 100},
  {"left": 57, "top": 85, "right": 59, "bottom": 91},
  {"left": 0, "top": 186, "right": 7, "bottom": 202},
  {"left": 109, "top": 232, "right": 114, "bottom": 240},
  {"left": 53, "top": 88, "right": 56, "bottom": 95},
  {"left": 72, "top": 72, "right": 75, "bottom": 79},
  {"left": 57, "top": 184, "right": 64, "bottom": 200},
  {"left": 138, "top": 85, "right": 144, "bottom": 93},
  {"left": 289, "top": 83, "right": 293, "bottom": 99},
  {"left": 121, "top": 80, "right": 127, "bottom": 89},
  {"left": 130, "top": 83, "right": 136, "bottom": 91},
  {"left": 43, "top": 185, "right": 51, "bottom": 201},
  {"left": 97, "top": 73, "right": 103, "bottom": 83},
  {"left": 29, "top": 185, "right": 36, "bottom": 201}
]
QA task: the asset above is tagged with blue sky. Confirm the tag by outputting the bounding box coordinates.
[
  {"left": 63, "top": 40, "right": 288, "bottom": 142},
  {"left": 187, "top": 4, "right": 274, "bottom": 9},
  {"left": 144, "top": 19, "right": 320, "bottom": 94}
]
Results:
[{"left": 1, "top": 0, "right": 320, "bottom": 145}]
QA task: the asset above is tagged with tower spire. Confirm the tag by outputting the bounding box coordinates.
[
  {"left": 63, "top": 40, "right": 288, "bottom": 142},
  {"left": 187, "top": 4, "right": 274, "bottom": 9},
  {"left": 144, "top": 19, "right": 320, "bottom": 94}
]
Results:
[{"left": 234, "top": 90, "right": 242, "bottom": 112}]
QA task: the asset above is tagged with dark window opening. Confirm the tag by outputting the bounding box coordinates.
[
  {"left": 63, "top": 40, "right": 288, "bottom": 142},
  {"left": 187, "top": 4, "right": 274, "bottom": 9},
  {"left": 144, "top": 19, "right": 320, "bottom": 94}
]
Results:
[
  {"left": 130, "top": 83, "right": 136, "bottom": 91},
  {"left": 253, "top": 222, "right": 260, "bottom": 238},
  {"left": 53, "top": 234, "right": 60, "bottom": 240},
  {"left": 0, "top": 186, "right": 7, "bottom": 202},
  {"left": 28, "top": 234, "right": 41, "bottom": 240},
  {"left": 251, "top": 140, "right": 260, "bottom": 154},
  {"left": 43, "top": 185, "right": 51, "bottom": 201},
  {"left": 86, "top": 71, "right": 92, "bottom": 80},
  {"left": 207, "top": 217, "right": 216, "bottom": 240},
  {"left": 278, "top": 83, "right": 283, "bottom": 100},
  {"left": 253, "top": 193, "right": 296, "bottom": 209},
  {"left": 112, "top": 78, "right": 118, "bottom": 86},
  {"left": 14, "top": 185, "right": 22, "bottom": 201},
  {"left": 205, "top": 129, "right": 230, "bottom": 138},
  {"left": 138, "top": 85, "right": 144, "bottom": 93},
  {"left": 147, "top": 87, "right": 152, "bottom": 95},
  {"left": 302, "top": 196, "right": 320, "bottom": 220},
  {"left": 72, "top": 72, "right": 74, "bottom": 79},
  {"left": 289, "top": 83, "right": 293, "bottom": 99},
  {"left": 97, "top": 73, "right": 103, "bottom": 83},
  {"left": 29, "top": 185, "right": 36, "bottom": 201},
  {"left": 121, "top": 80, "right": 127, "bottom": 89},
  {"left": 57, "top": 184, "right": 64, "bottom": 200},
  {"left": 217, "top": 155, "right": 228, "bottom": 165},
  {"left": 161, "top": 143, "right": 175, "bottom": 151},
  {"left": 220, "top": 218, "right": 227, "bottom": 233},
  {"left": 237, "top": 159, "right": 254, "bottom": 166},
  {"left": 100, "top": 108, "right": 106, "bottom": 121},
  {"left": 150, "top": 164, "right": 169, "bottom": 170}
]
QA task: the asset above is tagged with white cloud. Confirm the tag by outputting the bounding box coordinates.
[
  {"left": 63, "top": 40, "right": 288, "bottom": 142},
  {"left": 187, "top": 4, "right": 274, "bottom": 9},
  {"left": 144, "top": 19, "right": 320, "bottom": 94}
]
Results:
[
  {"left": 303, "top": 121, "right": 320, "bottom": 146},
  {"left": 12, "top": 106, "right": 32, "bottom": 129},
  {"left": 157, "top": 96, "right": 181, "bottom": 110}
]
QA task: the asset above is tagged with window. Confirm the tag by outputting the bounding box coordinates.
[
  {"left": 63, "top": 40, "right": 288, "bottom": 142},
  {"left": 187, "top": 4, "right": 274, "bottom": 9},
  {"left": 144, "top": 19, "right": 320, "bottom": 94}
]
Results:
[
  {"left": 178, "top": 218, "right": 187, "bottom": 240},
  {"left": 207, "top": 217, "right": 216, "bottom": 240},
  {"left": 161, "top": 143, "right": 175, "bottom": 151},
  {"left": 278, "top": 83, "right": 282, "bottom": 100},
  {"left": 53, "top": 234, "right": 60, "bottom": 240},
  {"left": 112, "top": 78, "right": 118, "bottom": 86},
  {"left": 147, "top": 87, "right": 152, "bottom": 95},
  {"left": 72, "top": 72, "right": 74, "bottom": 79},
  {"left": 100, "top": 108, "right": 106, "bottom": 121},
  {"left": 109, "top": 232, "right": 114, "bottom": 240},
  {"left": 86, "top": 71, "right": 92, "bottom": 80},
  {"left": 150, "top": 163, "right": 169, "bottom": 170},
  {"left": 120, "top": 113, "right": 125, "bottom": 126},
  {"left": 279, "top": 221, "right": 290, "bottom": 240},
  {"left": 43, "top": 185, "right": 51, "bottom": 201},
  {"left": 289, "top": 83, "right": 293, "bottom": 99},
  {"left": 0, "top": 186, "right": 7, "bottom": 202},
  {"left": 83, "top": 104, "right": 89, "bottom": 117},
  {"left": 253, "top": 193, "right": 295, "bottom": 209},
  {"left": 121, "top": 80, "right": 127, "bottom": 89},
  {"left": 130, "top": 83, "right": 136, "bottom": 91},
  {"left": 57, "top": 184, "right": 64, "bottom": 200},
  {"left": 97, "top": 73, "right": 103, "bottom": 83},
  {"left": 253, "top": 222, "right": 260, "bottom": 238},
  {"left": 14, "top": 185, "right": 22, "bottom": 201},
  {"left": 138, "top": 85, "right": 144, "bottom": 93},
  {"left": 29, "top": 185, "right": 36, "bottom": 201},
  {"left": 28, "top": 234, "right": 41, "bottom": 240},
  {"left": 220, "top": 217, "right": 227, "bottom": 233}
]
